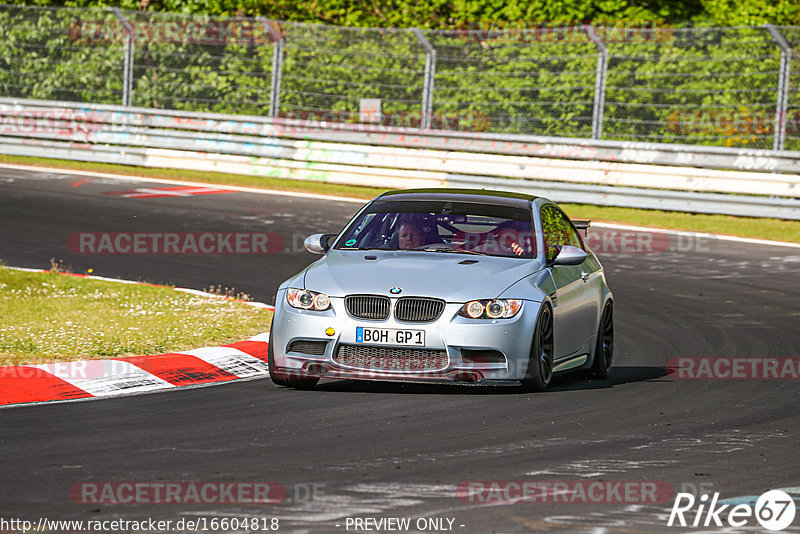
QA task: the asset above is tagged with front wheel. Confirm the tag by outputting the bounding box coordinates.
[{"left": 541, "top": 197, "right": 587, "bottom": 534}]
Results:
[
  {"left": 589, "top": 302, "right": 613, "bottom": 378},
  {"left": 520, "top": 304, "right": 554, "bottom": 392},
  {"left": 267, "top": 327, "right": 320, "bottom": 389}
]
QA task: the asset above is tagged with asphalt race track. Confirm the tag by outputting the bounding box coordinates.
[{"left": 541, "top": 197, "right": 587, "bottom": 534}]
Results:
[{"left": 1, "top": 166, "right": 799, "bottom": 533}]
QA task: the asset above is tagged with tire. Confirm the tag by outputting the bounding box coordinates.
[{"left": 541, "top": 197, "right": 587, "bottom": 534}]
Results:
[
  {"left": 589, "top": 302, "right": 614, "bottom": 379},
  {"left": 520, "top": 304, "right": 554, "bottom": 392},
  {"left": 267, "top": 326, "right": 320, "bottom": 389}
]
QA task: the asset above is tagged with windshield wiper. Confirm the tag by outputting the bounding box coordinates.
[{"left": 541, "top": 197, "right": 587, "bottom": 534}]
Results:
[
  {"left": 418, "top": 246, "right": 487, "bottom": 255},
  {"left": 344, "top": 246, "right": 487, "bottom": 255}
]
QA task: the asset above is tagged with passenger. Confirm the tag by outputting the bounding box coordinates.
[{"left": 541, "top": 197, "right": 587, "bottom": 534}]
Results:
[{"left": 494, "top": 221, "right": 528, "bottom": 256}]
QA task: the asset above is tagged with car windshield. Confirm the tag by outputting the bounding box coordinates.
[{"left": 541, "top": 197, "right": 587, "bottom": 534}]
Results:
[{"left": 335, "top": 199, "right": 535, "bottom": 258}]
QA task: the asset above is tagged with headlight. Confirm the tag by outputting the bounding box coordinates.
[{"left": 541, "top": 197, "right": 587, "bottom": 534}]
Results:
[
  {"left": 458, "top": 299, "right": 522, "bottom": 319},
  {"left": 287, "top": 288, "right": 332, "bottom": 311},
  {"left": 465, "top": 300, "right": 484, "bottom": 318},
  {"left": 486, "top": 300, "right": 505, "bottom": 319}
]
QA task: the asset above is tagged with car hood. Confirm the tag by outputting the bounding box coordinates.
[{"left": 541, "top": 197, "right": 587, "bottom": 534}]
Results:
[{"left": 303, "top": 250, "right": 543, "bottom": 301}]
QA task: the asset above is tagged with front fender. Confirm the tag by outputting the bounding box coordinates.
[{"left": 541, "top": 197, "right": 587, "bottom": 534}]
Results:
[{"left": 498, "top": 268, "right": 553, "bottom": 302}]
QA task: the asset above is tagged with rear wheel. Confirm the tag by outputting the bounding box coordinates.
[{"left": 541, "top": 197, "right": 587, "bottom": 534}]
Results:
[
  {"left": 268, "top": 327, "right": 320, "bottom": 389},
  {"left": 589, "top": 302, "right": 614, "bottom": 378},
  {"left": 520, "top": 304, "right": 554, "bottom": 392}
]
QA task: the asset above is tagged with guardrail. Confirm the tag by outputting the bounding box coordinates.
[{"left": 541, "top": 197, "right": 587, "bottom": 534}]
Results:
[{"left": 1, "top": 97, "right": 799, "bottom": 219}]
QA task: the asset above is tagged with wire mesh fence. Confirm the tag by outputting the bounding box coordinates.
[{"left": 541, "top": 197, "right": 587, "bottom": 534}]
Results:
[
  {"left": 779, "top": 26, "right": 800, "bottom": 152},
  {"left": 428, "top": 28, "right": 598, "bottom": 137},
  {"left": 605, "top": 27, "right": 783, "bottom": 149},
  {"left": 0, "top": 5, "right": 125, "bottom": 104},
  {"left": 121, "top": 10, "right": 276, "bottom": 114},
  {"left": 280, "top": 23, "right": 426, "bottom": 126},
  {"left": 0, "top": 4, "right": 798, "bottom": 151}
]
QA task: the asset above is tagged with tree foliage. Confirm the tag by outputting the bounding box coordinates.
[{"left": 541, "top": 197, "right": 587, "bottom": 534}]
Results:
[
  {"left": 4, "top": 0, "right": 799, "bottom": 26},
  {"left": 1, "top": 1, "right": 797, "bottom": 151}
]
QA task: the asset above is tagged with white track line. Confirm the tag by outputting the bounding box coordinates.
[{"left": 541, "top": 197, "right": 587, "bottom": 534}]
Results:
[
  {"left": 1, "top": 162, "right": 797, "bottom": 249},
  {"left": 592, "top": 222, "right": 800, "bottom": 250},
  {"left": 0, "top": 162, "right": 365, "bottom": 203}
]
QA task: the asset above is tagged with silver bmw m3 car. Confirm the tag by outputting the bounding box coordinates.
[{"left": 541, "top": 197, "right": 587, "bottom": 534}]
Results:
[{"left": 268, "top": 188, "right": 613, "bottom": 391}]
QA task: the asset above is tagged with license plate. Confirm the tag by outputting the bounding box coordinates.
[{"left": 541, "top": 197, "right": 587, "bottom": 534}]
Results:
[{"left": 356, "top": 327, "right": 425, "bottom": 346}]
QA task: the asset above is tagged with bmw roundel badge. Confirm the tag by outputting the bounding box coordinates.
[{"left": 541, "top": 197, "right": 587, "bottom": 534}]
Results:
[{"left": 390, "top": 287, "right": 402, "bottom": 294}]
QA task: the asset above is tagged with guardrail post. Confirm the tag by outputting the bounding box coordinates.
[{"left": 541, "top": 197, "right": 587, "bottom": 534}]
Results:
[
  {"left": 412, "top": 28, "right": 436, "bottom": 130},
  {"left": 585, "top": 25, "right": 608, "bottom": 140},
  {"left": 765, "top": 24, "right": 791, "bottom": 151},
  {"left": 111, "top": 8, "right": 134, "bottom": 107},
  {"left": 259, "top": 19, "right": 284, "bottom": 118}
]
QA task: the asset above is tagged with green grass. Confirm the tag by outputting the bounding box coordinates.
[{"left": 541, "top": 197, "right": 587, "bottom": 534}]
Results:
[
  {"left": 1, "top": 153, "right": 798, "bottom": 243},
  {"left": 0, "top": 266, "right": 273, "bottom": 366}
]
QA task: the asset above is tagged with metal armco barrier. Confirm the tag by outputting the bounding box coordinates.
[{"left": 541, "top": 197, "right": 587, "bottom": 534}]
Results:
[{"left": 1, "top": 97, "right": 799, "bottom": 220}]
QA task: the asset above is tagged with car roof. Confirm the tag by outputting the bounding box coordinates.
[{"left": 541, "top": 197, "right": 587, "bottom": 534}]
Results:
[{"left": 376, "top": 188, "right": 540, "bottom": 208}]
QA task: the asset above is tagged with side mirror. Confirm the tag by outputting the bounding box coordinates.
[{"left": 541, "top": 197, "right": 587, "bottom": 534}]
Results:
[
  {"left": 553, "top": 245, "right": 587, "bottom": 266},
  {"left": 304, "top": 234, "right": 335, "bottom": 254}
]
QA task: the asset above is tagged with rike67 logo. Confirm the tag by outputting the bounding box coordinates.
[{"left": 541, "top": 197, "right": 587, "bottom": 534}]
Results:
[{"left": 668, "top": 489, "right": 797, "bottom": 531}]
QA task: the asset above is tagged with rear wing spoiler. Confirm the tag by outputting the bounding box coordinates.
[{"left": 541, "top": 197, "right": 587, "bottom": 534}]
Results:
[{"left": 572, "top": 219, "right": 591, "bottom": 237}]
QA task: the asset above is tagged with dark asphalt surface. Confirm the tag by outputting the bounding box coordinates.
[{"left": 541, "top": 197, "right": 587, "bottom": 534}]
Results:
[{"left": 1, "top": 165, "right": 799, "bottom": 533}]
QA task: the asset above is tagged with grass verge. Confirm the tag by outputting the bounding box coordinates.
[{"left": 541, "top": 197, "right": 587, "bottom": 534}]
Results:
[
  {"left": 1, "top": 154, "right": 798, "bottom": 244},
  {"left": 0, "top": 265, "right": 273, "bottom": 366}
]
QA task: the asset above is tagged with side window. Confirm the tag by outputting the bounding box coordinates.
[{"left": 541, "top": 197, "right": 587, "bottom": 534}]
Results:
[{"left": 540, "top": 205, "right": 583, "bottom": 262}]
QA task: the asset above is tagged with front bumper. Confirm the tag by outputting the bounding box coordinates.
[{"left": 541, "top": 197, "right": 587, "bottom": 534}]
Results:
[{"left": 271, "top": 289, "right": 541, "bottom": 383}]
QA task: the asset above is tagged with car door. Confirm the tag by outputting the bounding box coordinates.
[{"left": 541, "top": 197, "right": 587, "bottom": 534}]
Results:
[{"left": 541, "top": 205, "right": 596, "bottom": 357}]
